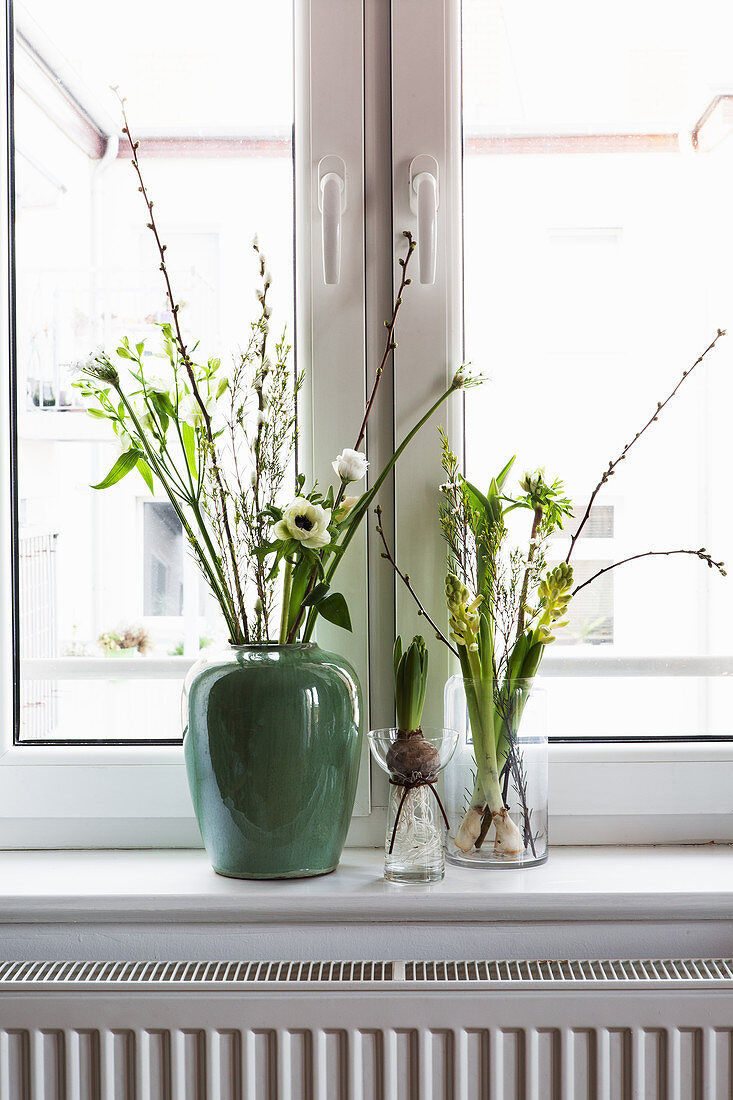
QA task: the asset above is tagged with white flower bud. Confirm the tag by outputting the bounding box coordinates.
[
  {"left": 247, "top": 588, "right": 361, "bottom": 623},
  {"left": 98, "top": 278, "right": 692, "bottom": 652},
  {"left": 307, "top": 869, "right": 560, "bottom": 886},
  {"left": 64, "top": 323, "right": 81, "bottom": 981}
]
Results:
[{"left": 332, "top": 448, "right": 369, "bottom": 483}]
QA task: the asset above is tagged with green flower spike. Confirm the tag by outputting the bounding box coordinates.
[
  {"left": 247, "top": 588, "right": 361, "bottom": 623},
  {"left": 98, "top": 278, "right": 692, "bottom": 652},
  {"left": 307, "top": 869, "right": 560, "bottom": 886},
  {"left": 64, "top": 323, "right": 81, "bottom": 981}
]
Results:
[{"left": 445, "top": 573, "right": 483, "bottom": 651}]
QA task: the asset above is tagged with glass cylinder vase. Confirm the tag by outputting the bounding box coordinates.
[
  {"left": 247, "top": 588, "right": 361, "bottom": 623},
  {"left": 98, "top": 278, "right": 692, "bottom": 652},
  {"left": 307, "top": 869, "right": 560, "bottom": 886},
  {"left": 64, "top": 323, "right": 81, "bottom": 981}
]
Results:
[
  {"left": 443, "top": 675, "right": 548, "bottom": 868},
  {"left": 368, "top": 727, "right": 459, "bottom": 883}
]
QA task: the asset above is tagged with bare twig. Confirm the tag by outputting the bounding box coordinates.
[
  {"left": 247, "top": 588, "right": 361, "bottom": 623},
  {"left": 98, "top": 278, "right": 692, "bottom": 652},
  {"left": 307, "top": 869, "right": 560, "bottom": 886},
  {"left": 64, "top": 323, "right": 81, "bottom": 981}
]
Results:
[
  {"left": 333, "top": 233, "right": 417, "bottom": 513},
  {"left": 287, "top": 236, "right": 419, "bottom": 642},
  {"left": 375, "top": 506, "right": 459, "bottom": 657},
  {"left": 115, "top": 90, "right": 249, "bottom": 642},
  {"left": 572, "top": 547, "right": 726, "bottom": 597},
  {"left": 566, "top": 328, "right": 726, "bottom": 563}
]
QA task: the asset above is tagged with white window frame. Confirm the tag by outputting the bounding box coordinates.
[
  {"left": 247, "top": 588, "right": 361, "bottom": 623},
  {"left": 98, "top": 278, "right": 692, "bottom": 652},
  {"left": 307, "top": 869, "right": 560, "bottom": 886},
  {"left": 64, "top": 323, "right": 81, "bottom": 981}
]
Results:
[{"left": 1, "top": 0, "right": 732, "bottom": 848}]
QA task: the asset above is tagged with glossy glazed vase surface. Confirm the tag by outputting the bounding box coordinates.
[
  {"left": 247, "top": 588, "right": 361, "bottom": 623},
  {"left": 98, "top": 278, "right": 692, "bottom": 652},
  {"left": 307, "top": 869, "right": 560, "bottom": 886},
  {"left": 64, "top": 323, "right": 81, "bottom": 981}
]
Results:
[{"left": 183, "top": 643, "right": 362, "bottom": 879}]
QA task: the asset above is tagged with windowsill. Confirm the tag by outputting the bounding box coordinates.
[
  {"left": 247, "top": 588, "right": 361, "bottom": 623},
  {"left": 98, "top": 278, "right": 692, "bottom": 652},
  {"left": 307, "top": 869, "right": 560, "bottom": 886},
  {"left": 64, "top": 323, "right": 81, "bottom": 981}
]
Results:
[{"left": 1, "top": 845, "right": 732, "bottom": 925}]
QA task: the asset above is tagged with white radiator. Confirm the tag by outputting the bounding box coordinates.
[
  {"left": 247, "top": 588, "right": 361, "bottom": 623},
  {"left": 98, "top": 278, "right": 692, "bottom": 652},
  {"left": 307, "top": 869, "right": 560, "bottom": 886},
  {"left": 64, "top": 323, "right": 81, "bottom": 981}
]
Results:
[{"left": 1, "top": 959, "right": 732, "bottom": 1098}]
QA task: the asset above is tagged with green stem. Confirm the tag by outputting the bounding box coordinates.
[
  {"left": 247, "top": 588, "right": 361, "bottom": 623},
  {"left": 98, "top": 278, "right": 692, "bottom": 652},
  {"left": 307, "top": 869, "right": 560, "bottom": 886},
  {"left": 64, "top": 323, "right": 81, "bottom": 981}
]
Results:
[
  {"left": 189, "top": 496, "right": 242, "bottom": 638},
  {"left": 279, "top": 558, "right": 294, "bottom": 644},
  {"left": 302, "top": 380, "right": 460, "bottom": 641},
  {"left": 286, "top": 560, "right": 317, "bottom": 643},
  {"left": 463, "top": 647, "right": 504, "bottom": 814},
  {"left": 117, "top": 387, "right": 241, "bottom": 640}
]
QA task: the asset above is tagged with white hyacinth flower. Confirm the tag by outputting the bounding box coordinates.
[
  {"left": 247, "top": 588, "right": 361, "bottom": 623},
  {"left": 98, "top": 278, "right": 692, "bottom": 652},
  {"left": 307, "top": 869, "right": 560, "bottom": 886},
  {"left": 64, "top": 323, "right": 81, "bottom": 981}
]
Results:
[
  {"left": 273, "top": 497, "right": 332, "bottom": 549},
  {"left": 332, "top": 448, "right": 369, "bottom": 483}
]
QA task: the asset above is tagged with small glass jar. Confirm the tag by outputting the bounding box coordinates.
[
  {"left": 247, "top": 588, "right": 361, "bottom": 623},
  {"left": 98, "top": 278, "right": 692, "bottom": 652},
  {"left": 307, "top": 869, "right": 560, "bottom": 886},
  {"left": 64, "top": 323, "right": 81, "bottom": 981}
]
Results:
[
  {"left": 443, "top": 675, "right": 548, "bottom": 869},
  {"left": 368, "top": 727, "right": 459, "bottom": 884}
]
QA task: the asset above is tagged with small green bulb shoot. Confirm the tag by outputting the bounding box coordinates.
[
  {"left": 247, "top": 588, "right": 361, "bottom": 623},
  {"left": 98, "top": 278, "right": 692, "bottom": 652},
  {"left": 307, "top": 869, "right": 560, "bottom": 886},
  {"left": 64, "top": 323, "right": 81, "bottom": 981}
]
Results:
[
  {"left": 388, "top": 634, "right": 440, "bottom": 782},
  {"left": 393, "top": 634, "right": 429, "bottom": 734}
]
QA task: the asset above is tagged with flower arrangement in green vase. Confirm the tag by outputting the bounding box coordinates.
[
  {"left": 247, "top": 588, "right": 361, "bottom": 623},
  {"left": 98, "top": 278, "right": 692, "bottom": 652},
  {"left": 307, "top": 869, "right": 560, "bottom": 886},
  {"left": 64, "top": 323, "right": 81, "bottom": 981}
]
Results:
[{"left": 72, "top": 99, "right": 477, "bottom": 878}]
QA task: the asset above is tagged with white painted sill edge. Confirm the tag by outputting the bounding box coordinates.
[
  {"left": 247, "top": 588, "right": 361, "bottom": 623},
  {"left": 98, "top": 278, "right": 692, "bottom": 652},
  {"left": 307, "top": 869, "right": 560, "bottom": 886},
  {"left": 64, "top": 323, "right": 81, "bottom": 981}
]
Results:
[{"left": 0, "top": 845, "right": 732, "bottom": 925}]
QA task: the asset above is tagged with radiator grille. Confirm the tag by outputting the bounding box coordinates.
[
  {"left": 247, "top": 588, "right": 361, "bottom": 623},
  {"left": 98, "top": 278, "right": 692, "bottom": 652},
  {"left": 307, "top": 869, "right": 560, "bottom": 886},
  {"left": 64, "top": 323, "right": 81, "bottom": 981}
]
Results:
[
  {"left": 2, "top": 961, "right": 733, "bottom": 1097},
  {"left": 1, "top": 958, "right": 732, "bottom": 988},
  {"left": 405, "top": 958, "right": 733, "bottom": 983},
  {"left": 0, "top": 959, "right": 392, "bottom": 985}
]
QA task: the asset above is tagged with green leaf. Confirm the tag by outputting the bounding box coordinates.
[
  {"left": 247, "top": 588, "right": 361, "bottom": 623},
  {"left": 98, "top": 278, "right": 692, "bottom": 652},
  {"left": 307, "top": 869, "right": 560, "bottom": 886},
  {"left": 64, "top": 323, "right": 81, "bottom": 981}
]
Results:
[
  {"left": 462, "top": 477, "right": 492, "bottom": 516},
  {"left": 495, "top": 455, "right": 516, "bottom": 491},
  {"left": 317, "top": 592, "right": 352, "bottom": 632},
  {"left": 253, "top": 541, "right": 281, "bottom": 560},
  {"left": 137, "top": 458, "right": 154, "bottom": 493},
  {"left": 136, "top": 341, "right": 145, "bottom": 357},
  {"left": 91, "top": 449, "right": 144, "bottom": 490},
  {"left": 149, "top": 392, "right": 169, "bottom": 434},
  {"left": 393, "top": 636, "right": 403, "bottom": 684},
  {"left": 86, "top": 408, "right": 107, "bottom": 419},
  {"left": 301, "top": 582, "right": 330, "bottom": 608},
  {"left": 181, "top": 421, "right": 197, "bottom": 480}
]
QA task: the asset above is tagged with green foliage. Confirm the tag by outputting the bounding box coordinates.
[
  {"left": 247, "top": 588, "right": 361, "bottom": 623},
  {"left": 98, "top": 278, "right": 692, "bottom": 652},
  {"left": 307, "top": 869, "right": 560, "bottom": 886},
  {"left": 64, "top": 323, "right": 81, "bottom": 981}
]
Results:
[
  {"left": 91, "top": 449, "right": 145, "bottom": 490},
  {"left": 439, "top": 430, "right": 576, "bottom": 824},
  {"left": 316, "top": 592, "right": 352, "bottom": 632},
  {"left": 393, "top": 635, "right": 429, "bottom": 732}
]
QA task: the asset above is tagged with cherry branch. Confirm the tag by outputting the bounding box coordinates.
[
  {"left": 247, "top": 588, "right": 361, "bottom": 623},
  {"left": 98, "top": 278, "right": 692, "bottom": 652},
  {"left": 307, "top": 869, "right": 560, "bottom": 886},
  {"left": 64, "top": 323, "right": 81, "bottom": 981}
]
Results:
[
  {"left": 333, "top": 233, "right": 417, "bottom": 512},
  {"left": 279, "top": 234, "right": 419, "bottom": 644},
  {"left": 375, "top": 506, "right": 459, "bottom": 657},
  {"left": 566, "top": 328, "right": 726, "bottom": 563},
  {"left": 114, "top": 90, "right": 249, "bottom": 641},
  {"left": 571, "top": 547, "right": 726, "bottom": 598}
]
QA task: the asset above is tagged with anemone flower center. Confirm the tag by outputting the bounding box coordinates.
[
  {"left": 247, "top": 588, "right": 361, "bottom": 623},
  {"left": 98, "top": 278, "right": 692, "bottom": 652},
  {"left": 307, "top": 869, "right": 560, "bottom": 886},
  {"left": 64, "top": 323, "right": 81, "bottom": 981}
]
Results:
[{"left": 295, "top": 514, "right": 313, "bottom": 531}]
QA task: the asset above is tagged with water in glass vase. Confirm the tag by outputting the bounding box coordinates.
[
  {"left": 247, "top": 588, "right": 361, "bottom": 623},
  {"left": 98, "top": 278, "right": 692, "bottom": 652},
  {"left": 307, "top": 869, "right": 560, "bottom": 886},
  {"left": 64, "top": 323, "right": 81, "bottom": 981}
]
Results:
[{"left": 385, "top": 783, "right": 445, "bottom": 883}]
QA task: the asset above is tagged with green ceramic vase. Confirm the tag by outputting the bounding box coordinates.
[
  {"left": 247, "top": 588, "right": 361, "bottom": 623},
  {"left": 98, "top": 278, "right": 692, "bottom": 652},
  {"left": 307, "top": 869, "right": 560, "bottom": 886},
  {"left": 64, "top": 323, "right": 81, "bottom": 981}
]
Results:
[{"left": 183, "top": 643, "right": 362, "bottom": 879}]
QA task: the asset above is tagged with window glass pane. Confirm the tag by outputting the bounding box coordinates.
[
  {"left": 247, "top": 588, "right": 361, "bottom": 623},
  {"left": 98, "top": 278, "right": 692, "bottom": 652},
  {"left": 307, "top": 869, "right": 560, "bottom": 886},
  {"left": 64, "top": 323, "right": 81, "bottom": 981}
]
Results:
[
  {"left": 462, "top": 0, "right": 733, "bottom": 738},
  {"left": 14, "top": 0, "right": 293, "bottom": 741},
  {"left": 143, "top": 503, "right": 183, "bottom": 618}
]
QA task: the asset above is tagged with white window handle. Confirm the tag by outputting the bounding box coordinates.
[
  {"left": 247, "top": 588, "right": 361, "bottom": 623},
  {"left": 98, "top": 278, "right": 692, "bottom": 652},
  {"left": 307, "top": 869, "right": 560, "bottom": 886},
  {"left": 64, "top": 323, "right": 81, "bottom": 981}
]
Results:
[
  {"left": 409, "top": 155, "right": 439, "bottom": 285},
  {"left": 318, "top": 156, "right": 347, "bottom": 285}
]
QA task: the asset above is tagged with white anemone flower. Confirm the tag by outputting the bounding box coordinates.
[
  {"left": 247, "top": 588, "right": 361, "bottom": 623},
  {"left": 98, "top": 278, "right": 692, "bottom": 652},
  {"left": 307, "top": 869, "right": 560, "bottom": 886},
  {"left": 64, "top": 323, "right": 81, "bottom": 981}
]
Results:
[
  {"left": 273, "top": 497, "right": 332, "bottom": 549},
  {"left": 332, "top": 448, "right": 369, "bottom": 483}
]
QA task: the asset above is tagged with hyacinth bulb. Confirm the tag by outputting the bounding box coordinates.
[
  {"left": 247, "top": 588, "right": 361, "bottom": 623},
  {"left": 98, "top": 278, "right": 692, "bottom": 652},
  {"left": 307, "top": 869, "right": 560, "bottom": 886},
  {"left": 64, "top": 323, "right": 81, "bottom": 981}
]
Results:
[{"left": 385, "top": 730, "right": 440, "bottom": 782}]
